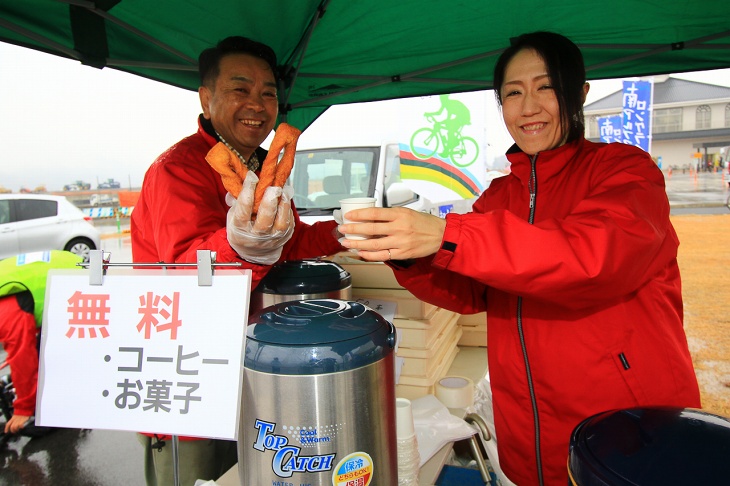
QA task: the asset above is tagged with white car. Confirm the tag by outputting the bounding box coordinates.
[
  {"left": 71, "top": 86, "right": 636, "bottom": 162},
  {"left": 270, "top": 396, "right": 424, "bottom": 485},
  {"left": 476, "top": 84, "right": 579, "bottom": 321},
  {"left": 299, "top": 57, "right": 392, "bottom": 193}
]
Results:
[{"left": 0, "top": 194, "right": 101, "bottom": 262}]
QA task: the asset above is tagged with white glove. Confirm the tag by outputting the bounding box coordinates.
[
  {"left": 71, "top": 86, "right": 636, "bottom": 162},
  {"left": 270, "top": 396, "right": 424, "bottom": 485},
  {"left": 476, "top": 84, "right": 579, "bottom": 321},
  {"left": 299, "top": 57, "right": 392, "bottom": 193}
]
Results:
[{"left": 226, "top": 172, "right": 295, "bottom": 265}]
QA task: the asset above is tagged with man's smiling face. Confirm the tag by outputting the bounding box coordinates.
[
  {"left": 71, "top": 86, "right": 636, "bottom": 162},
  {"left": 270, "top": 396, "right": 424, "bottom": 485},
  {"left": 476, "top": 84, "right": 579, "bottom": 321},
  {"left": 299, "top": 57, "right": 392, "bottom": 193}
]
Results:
[{"left": 199, "top": 53, "right": 278, "bottom": 160}]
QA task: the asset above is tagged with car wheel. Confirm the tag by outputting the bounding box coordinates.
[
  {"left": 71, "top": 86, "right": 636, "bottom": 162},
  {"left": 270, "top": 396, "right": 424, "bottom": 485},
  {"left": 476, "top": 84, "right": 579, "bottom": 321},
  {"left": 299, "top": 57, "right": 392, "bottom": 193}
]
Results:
[{"left": 64, "top": 237, "right": 96, "bottom": 262}]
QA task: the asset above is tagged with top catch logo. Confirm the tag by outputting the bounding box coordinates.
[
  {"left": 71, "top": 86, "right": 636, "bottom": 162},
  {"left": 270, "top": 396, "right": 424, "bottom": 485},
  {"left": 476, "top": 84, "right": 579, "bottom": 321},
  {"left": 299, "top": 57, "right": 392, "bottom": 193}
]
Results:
[{"left": 252, "top": 419, "right": 336, "bottom": 478}]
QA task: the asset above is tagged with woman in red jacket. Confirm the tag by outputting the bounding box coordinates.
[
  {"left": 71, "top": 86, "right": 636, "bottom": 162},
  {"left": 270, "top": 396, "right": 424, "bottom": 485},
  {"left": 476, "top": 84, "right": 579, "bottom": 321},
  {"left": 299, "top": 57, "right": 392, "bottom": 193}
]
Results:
[{"left": 339, "top": 31, "right": 701, "bottom": 485}]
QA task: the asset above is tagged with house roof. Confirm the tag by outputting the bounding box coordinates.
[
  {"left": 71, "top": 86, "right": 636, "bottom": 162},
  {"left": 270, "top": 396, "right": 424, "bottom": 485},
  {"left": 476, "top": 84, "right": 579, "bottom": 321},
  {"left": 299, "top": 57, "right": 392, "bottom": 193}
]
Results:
[{"left": 584, "top": 77, "right": 730, "bottom": 112}]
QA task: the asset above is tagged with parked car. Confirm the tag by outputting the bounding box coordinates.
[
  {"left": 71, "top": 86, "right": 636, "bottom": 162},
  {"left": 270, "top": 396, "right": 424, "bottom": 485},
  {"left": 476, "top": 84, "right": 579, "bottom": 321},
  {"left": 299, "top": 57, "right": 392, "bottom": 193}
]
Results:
[
  {"left": 0, "top": 194, "right": 101, "bottom": 262},
  {"left": 63, "top": 180, "right": 91, "bottom": 191},
  {"left": 98, "top": 179, "right": 121, "bottom": 189}
]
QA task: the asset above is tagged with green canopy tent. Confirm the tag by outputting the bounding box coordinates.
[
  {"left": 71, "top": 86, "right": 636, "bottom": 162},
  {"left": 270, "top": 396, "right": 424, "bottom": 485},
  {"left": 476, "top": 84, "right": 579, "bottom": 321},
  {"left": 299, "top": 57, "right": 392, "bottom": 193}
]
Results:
[{"left": 1, "top": 0, "right": 729, "bottom": 130}]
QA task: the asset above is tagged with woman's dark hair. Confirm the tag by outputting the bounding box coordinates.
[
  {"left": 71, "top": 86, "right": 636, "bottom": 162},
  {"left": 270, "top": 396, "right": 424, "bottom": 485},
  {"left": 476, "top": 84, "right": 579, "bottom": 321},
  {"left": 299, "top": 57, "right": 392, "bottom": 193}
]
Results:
[
  {"left": 493, "top": 31, "right": 586, "bottom": 144},
  {"left": 198, "top": 36, "right": 279, "bottom": 88}
]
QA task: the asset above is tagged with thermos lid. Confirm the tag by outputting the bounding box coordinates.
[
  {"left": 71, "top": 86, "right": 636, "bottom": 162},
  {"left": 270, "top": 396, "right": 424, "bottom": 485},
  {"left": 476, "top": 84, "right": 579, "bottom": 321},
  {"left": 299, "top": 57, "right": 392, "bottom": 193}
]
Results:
[
  {"left": 568, "top": 407, "right": 730, "bottom": 485},
  {"left": 257, "top": 259, "right": 351, "bottom": 295},
  {"left": 245, "top": 299, "right": 395, "bottom": 375}
]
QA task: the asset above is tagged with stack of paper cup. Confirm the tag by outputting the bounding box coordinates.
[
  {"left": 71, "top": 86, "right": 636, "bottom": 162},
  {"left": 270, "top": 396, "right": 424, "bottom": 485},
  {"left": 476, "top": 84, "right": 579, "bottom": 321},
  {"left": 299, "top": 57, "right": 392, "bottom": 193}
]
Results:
[
  {"left": 396, "top": 397, "right": 420, "bottom": 485},
  {"left": 396, "top": 397, "right": 416, "bottom": 439}
]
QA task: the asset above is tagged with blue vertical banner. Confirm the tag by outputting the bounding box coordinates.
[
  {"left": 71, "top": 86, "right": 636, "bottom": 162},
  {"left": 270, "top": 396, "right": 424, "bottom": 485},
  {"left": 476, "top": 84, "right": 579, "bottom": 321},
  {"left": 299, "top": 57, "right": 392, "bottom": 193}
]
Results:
[
  {"left": 598, "top": 115, "right": 622, "bottom": 143},
  {"left": 621, "top": 80, "right": 653, "bottom": 153}
]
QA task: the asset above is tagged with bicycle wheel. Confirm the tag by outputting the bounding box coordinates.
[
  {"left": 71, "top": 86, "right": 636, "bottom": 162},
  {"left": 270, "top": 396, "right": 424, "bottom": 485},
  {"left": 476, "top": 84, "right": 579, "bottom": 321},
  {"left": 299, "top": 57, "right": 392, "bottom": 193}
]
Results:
[
  {"left": 450, "top": 136, "right": 479, "bottom": 167},
  {"left": 410, "top": 128, "right": 439, "bottom": 159}
]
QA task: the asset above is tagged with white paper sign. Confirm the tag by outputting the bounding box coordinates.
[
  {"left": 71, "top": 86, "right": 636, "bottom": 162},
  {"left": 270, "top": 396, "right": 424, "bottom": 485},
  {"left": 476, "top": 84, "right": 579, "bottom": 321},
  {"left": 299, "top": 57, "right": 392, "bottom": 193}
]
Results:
[{"left": 37, "top": 268, "right": 251, "bottom": 440}]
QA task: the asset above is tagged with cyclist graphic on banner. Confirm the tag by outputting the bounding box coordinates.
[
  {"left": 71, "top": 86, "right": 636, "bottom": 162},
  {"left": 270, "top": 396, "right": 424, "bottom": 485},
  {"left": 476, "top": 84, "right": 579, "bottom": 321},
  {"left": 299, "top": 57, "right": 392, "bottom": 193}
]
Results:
[
  {"left": 410, "top": 94, "right": 479, "bottom": 167},
  {"left": 426, "top": 94, "right": 471, "bottom": 155}
]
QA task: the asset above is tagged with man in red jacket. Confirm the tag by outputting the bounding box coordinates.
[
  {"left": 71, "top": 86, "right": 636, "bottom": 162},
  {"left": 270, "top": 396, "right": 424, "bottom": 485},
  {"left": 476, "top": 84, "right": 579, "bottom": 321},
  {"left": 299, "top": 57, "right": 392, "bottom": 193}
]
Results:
[{"left": 131, "top": 36, "right": 343, "bottom": 485}]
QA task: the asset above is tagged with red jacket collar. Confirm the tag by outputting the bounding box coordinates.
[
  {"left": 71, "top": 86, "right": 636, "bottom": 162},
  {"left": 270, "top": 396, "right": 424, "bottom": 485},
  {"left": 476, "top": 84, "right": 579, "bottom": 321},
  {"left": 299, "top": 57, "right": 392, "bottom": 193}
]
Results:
[
  {"left": 506, "top": 137, "right": 587, "bottom": 183},
  {"left": 197, "top": 115, "right": 218, "bottom": 147}
]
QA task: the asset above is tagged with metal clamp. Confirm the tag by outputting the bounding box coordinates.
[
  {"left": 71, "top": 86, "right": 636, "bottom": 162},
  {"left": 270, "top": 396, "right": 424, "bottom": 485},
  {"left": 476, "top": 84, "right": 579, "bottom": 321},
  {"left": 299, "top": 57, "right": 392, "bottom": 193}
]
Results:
[
  {"left": 87, "top": 250, "right": 111, "bottom": 286},
  {"left": 196, "top": 249, "right": 215, "bottom": 286}
]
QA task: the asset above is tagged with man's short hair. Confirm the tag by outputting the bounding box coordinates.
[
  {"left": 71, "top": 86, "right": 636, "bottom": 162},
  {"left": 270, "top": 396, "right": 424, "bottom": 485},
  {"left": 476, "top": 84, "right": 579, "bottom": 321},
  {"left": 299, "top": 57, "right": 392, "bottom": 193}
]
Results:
[{"left": 198, "top": 36, "right": 278, "bottom": 87}]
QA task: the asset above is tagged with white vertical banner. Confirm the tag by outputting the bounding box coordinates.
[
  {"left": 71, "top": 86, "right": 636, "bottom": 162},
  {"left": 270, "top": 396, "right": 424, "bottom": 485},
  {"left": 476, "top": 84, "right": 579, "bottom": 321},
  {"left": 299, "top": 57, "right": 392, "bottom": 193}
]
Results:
[{"left": 37, "top": 268, "right": 251, "bottom": 440}]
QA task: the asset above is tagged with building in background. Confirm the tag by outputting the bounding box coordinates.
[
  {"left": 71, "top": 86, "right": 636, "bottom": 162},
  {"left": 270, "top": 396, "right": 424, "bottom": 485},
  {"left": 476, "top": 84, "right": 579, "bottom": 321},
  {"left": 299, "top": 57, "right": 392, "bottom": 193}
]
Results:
[{"left": 585, "top": 76, "right": 730, "bottom": 171}]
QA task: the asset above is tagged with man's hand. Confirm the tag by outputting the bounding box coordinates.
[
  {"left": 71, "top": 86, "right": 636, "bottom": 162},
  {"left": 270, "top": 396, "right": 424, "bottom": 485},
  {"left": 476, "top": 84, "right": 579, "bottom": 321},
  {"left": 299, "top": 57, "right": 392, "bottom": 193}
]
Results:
[
  {"left": 226, "top": 172, "right": 295, "bottom": 265},
  {"left": 5, "top": 413, "right": 30, "bottom": 434}
]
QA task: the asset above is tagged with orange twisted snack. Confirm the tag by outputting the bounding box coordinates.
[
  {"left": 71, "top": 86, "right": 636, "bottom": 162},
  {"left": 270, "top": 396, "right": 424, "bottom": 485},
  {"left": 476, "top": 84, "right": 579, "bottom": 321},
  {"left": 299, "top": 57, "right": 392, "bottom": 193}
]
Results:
[
  {"left": 205, "top": 142, "right": 249, "bottom": 198},
  {"left": 253, "top": 123, "right": 301, "bottom": 214}
]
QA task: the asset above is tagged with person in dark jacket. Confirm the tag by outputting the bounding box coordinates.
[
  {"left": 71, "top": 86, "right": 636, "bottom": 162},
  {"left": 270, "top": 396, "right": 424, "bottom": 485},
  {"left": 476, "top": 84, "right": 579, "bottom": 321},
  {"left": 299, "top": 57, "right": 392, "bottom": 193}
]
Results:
[{"left": 338, "top": 31, "right": 701, "bottom": 485}]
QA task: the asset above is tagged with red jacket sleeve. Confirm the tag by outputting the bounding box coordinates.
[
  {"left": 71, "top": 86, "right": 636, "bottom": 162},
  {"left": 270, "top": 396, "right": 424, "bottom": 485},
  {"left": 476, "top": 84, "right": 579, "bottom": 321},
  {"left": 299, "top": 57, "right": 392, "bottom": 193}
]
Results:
[
  {"left": 389, "top": 257, "right": 488, "bottom": 315},
  {"left": 429, "top": 143, "right": 677, "bottom": 310},
  {"left": 391, "top": 142, "right": 676, "bottom": 312}
]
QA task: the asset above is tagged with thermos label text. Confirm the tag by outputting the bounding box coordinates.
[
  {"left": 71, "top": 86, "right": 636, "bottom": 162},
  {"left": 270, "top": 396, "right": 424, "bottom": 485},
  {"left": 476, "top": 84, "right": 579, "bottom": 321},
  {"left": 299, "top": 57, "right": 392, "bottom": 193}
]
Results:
[{"left": 252, "top": 419, "right": 336, "bottom": 478}]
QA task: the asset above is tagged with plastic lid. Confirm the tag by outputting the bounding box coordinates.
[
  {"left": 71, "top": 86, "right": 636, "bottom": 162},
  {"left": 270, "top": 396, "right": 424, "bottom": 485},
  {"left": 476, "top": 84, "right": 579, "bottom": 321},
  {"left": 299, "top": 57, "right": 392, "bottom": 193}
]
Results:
[
  {"left": 257, "top": 259, "right": 351, "bottom": 295},
  {"left": 245, "top": 299, "right": 395, "bottom": 375},
  {"left": 569, "top": 407, "right": 730, "bottom": 485}
]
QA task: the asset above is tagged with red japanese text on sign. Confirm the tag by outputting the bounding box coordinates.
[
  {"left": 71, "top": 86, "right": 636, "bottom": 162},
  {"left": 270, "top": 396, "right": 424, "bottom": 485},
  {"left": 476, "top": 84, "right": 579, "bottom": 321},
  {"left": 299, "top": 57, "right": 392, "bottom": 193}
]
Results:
[
  {"left": 66, "top": 290, "right": 111, "bottom": 338},
  {"left": 137, "top": 291, "right": 183, "bottom": 339}
]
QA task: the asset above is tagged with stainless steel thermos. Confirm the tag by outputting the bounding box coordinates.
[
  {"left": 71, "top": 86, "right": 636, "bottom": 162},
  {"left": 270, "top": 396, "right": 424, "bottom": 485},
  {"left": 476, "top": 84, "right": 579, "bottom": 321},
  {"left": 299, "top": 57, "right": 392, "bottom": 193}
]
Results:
[
  {"left": 239, "top": 299, "right": 397, "bottom": 485},
  {"left": 249, "top": 259, "right": 352, "bottom": 314}
]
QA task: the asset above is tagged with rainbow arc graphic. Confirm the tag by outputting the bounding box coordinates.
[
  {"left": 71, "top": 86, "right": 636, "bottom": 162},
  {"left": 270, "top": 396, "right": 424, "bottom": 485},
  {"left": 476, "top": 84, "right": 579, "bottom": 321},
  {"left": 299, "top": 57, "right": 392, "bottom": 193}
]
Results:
[{"left": 399, "top": 145, "right": 484, "bottom": 199}]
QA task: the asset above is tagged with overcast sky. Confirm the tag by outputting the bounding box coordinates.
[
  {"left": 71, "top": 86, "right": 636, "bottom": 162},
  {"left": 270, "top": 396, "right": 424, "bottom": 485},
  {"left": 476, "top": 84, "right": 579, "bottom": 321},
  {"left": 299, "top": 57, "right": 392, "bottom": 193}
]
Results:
[{"left": 2, "top": 42, "right": 729, "bottom": 192}]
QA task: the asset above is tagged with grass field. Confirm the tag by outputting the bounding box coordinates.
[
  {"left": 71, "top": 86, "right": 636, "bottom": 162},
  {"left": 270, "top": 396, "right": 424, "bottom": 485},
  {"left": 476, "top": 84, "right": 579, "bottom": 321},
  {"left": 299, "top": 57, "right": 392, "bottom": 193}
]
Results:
[{"left": 672, "top": 213, "right": 730, "bottom": 416}]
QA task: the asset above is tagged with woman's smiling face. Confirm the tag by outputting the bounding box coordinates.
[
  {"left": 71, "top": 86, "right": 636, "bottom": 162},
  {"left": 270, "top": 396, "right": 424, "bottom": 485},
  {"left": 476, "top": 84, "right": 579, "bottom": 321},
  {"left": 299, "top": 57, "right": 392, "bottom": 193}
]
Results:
[{"left": 499, "top": 48, "right": 565, "bottom": 156}]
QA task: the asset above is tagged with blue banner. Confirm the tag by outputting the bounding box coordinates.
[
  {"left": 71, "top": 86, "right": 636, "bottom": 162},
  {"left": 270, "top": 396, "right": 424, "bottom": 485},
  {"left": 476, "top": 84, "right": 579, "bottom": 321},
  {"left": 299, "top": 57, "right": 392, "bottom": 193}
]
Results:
[
  {"left": 598, "top": 115, "right": 622, "bottom": 143},
  {"left": 621, "top": 80, "right": 653, "bottom": 153}
]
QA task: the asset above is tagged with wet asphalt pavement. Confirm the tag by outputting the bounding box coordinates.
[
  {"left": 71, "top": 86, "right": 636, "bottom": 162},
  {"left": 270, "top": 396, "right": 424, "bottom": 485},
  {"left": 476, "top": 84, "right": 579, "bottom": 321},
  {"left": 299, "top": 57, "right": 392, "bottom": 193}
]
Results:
[
  {"left": 0, "top": 170, "right": 727, "bottom": 486},
  {"left": 0, "top": 429, "right": 143, "bottom": 485}
]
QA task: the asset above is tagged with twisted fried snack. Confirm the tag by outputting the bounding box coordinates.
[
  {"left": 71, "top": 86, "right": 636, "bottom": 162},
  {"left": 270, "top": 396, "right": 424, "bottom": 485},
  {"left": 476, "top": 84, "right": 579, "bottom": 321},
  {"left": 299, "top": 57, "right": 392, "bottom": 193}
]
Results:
[
  {"left": 205, "top": 142, "right": 249, "bottom": 197},
  {"left": 205, "top": 123, "right": 301, "bottom": 234},
  {"left": 253, "top": 123, "right": 301, "bottom": 214}
]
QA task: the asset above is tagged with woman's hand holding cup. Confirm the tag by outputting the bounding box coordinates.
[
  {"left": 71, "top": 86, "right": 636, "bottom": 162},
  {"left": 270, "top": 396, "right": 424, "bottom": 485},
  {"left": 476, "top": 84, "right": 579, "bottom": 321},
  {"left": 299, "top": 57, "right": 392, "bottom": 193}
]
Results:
[{"left": 338, "top": 204, "right": 447, "bottom": 262}]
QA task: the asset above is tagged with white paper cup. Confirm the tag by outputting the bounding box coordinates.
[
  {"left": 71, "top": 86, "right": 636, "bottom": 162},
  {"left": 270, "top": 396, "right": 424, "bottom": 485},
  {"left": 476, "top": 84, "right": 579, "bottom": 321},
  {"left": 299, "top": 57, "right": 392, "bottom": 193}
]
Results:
[
  {"left": 340, "top": 197, "right": 376, "bottom": 240},
  {"left": 395, "top": 397, "right": 416, "bottom": 439}
]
